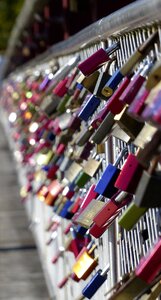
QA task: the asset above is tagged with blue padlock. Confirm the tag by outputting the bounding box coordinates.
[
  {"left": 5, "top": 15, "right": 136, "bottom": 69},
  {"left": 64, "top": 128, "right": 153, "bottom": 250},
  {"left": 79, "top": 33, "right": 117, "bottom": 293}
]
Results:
[
  {"left": 82, "top": 264, "right": 110, "bottom": 299},
  {"left": 78, "top": 95, "right": 101, "bottom": 122},
  {"left": 102, "top": 69, "right": 124, "bottom": 98},
  {"left": 76, "top": 225, "right": 88, "bottom": 236},
  {"left": 94, "top": 147, "right": 128, "bottom": 198},
  {"left": 59, "top": 200, "right": 74, "bottom": 219}
]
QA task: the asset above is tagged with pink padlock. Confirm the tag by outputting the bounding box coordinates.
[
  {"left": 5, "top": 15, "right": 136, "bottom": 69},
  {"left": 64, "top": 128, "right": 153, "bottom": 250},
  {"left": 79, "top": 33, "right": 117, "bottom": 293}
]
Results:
[
  {"left": 53, "top": 77, "right": 68, "bottom": 97},
  {"left": 127, "top": 85, "right": 150, "bottom": 120},
  {"left": 120, "top": 61, "right": 154, "bottom": 105},
  {"left": 114, "top": 153, "right": 144, "bottom": 194},
  {"left": 78, "top": 42, "right": 119, "bottom": 76},
  {"left": 135, "top": 238, "right": 161, "bottom": 284}
]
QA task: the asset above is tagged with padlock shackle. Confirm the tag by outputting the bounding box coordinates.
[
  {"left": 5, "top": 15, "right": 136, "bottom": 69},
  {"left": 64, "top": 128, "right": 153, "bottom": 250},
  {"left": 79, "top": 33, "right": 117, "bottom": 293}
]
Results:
[
  {"left": 101, "top": 264, "right": 110, "bottom": 276},
  {"left": 105, "top": 41, "right": 120, "bottom": 55},
  {"left": 115, "top": 191, "right": 129, "bottom": 203},
  {"left": 114, "top": 147, "right": 128, "bottom": 167}
]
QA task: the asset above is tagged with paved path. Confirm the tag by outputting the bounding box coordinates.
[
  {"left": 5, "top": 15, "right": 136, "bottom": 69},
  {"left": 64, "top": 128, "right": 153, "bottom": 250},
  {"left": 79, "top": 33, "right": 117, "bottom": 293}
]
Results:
[{"left": 0, "top": 124, "right": 49, "bottom": 300}]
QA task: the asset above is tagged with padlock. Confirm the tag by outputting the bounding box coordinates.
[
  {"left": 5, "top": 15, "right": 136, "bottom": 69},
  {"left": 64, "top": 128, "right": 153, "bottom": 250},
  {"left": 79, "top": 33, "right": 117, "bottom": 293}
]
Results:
[
  {"left": 94, "top": 147, "right": 128, "bottom": 198},
  {"left": 45, "top": 179, "right": 64, "bottom": 206},
  {"left": 114, "top": 150, "right": 144, "bottom": 194},
  {"left": 81, "top": 71, "right": 100, "bottom": 93},
  {"left": 78, "top": 95, "right": 101, "bottom": 122},
  {"left": 134, "top": 155, "right": 161, "bottom": 208},
  {"left": 59, "top": 199, "right": 74, "bottom": 219},
  {"left": 52, "top": 76, "right": 69, "bottom": 97},
  {"left": 118, "top": 201, "right": 147, "bottom": 230},
  {"left": 36, "top": 149, "right": 54, "bottom": 166},
  {"left": 39, "top": 74, "right": 52, "bottom": 92},
  {"left": 127, "top": 83, "right": 150, "bottom": 120},
  {"left": 72, "top": 184, "right": 98, "bottom": 224},
  {"left": 93, "top": 191, "right": 133, "bottom": 228},
  {"left": 141, "top": 86, "right": 161, "bottom": 122},
  {"left": 136, "top": 129, "right": 161, "bottom": 168},
  {"left": 110, "top": 124, "right": 131, "bottom": 143},
  {"left": 79, "top": 141, "right": 94, "bottom": 160},
  {"left": 59, "top": 155, "right": 73, "bottom": 173},
  {"left": 89, "top": 78, "right": 126, "bottom": 128},
  {"left": 145, "top": 58, "right": 161, "bottom": 91},
  {"left": 75, "top": 158, "right": 102, "bottom": 188},
  {"left": 133, "top": 123, "right": 157, "bottom": 150},
  {"left": 65, "top": 228, "right": 83, "bottom": 257},
  {"left": 66, "top": 85, "right": 88, "bottom": 110},
  {"left": 109, "top": 238, "right": 161, "bottom": 300},
  {"left": 102, "top": 31, "right": 158, "bottom": 97},
  {"left": 82, "top": 264, "right": 110, "bottom": 299},
  {"left": 129, "top": 62, "right": 161, "bottom": 121},
  {"left": 64, "top": 161, "right": 83, "bottom": 183},
  {"left": 76, "top": 125, "right": 95, "bottom": 147},
  {"left": 68, "top": 110, "right": 82, "bottom": 132},
  {"left": 92, "top": 58, "right": 117, "bottom": 100},
  {"left": 103, "top": 75, "right": 131, "bottom": 115},
  {"left": 56, "top": 70, "right": 82, "bottom": 113},
  {"left": 114, "top": 106, "right": 144, "bottom": 140},
  {"left": 69, "top": 196, "right": 83, "bottom": 214},
  {"left": 119, "top": 60, "right": 154, "bottom": 105},
  {"left": 89, "top": 221, "right": 113, "bottom": 238},
  {"left": 76, "top": 225, "right": 88, "bottom": 236},
  {"left": 53, "top": 196, "right": 67, "bottom": 215},
  {"left": 57, "top": 93, "right": 71, "bottom": 113},
  {"left": 75, "top": 197, "right": 106, "bottom": 228},
  {"left": 36, "top": 184, "right": 49, "bottom": 202},
  {"left": 72, "top": 244, "right": 98, "bottom": 280},
  {"left": 91, "top": 112, "right": 115, "bottom": 144},
  {"left": 40, "top": 94, "right": 60, "bottom": 116},
  {"left": 43, "top": 55, "right": 80, "bottom": 98},
  {"left": 78, "top": 42, "right": 119, "bottom": 76}
]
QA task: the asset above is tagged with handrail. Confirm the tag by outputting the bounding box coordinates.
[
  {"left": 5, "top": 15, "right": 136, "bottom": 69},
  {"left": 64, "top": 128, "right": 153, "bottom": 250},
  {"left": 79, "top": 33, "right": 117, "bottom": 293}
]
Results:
[{"left": 3, "top": 0, "right": 161, "bottom": 77}]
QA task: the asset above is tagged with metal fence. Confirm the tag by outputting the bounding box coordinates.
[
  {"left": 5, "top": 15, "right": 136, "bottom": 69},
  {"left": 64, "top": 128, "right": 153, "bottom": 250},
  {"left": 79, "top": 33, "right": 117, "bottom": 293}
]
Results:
[{"left": 1, "top": 1, "right": 161, "bottom": 300}]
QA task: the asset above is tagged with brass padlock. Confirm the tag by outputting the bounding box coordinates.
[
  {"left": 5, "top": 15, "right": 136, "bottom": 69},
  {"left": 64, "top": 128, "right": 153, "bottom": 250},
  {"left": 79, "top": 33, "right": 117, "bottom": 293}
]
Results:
[
  {"left": 114, "top": 106, "right": 144, "bottom": 140},
  {"left": 72, "top": 244, "right": 98, "bottom": 280}
]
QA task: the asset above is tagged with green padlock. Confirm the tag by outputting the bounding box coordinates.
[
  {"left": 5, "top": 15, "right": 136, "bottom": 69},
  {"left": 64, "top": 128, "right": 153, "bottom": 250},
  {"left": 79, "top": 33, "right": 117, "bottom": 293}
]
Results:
[
  {"left": 57, "top": 94, "right": 71, "bottom": 113},
  {"left": 118, "top": 201, "right": 147, "bottom": 230},
  {"left": 75, "top": 158, "right": 101, "bottom": 188}
]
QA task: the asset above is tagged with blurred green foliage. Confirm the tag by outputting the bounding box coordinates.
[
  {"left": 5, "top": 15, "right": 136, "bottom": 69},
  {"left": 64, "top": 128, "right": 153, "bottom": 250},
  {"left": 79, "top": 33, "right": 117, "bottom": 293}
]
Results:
[{"left": 0, "top": 0, "right": 24, "bottom": 51}]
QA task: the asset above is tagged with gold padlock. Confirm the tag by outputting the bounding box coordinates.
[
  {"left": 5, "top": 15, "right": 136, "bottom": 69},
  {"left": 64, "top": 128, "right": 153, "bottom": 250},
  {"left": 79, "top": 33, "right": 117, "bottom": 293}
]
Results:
[
  {"left": 114, "top": 106, "right": 144, "bottom": 140},
  {"left": 72, "top": 244, "right": 98, "bottom": 279}
]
